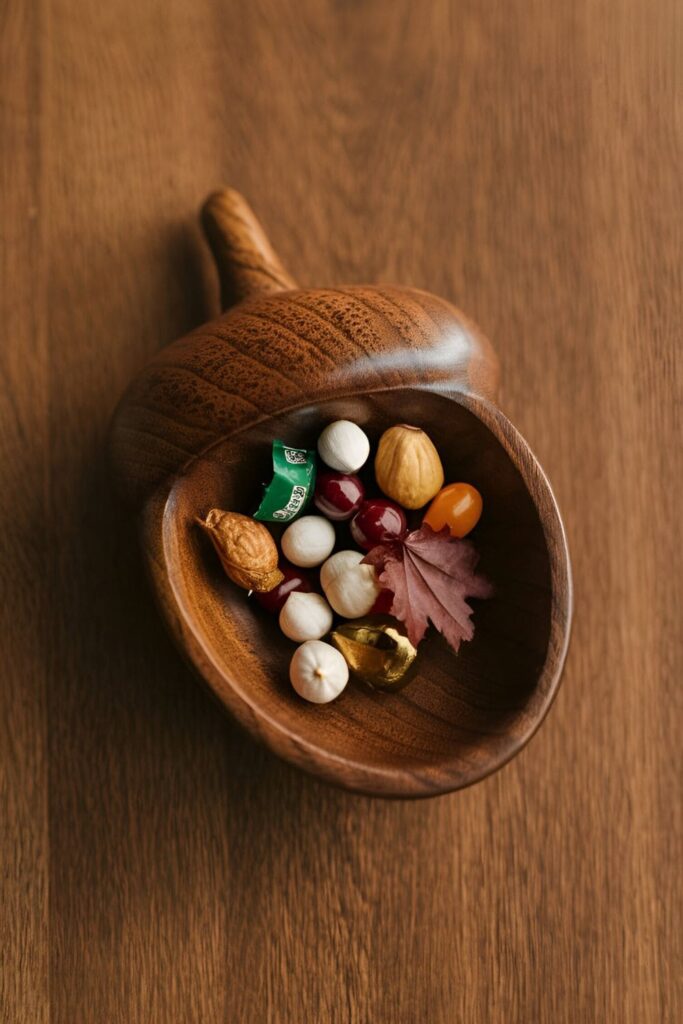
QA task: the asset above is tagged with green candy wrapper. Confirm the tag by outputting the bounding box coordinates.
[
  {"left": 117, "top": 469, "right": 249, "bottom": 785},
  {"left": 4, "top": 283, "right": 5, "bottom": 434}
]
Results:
[{"left": 253, "top": 440, "right": 317, "bottom": 523}]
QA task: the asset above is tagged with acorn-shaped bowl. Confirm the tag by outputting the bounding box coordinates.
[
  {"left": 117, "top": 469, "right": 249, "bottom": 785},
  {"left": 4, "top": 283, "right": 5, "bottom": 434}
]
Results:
[{"left": 110, "top": 190, "right": 572, "bottom": 797}]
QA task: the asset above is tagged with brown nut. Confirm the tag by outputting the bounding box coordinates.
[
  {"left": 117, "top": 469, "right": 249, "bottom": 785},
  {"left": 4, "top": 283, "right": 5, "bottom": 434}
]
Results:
[
  {"left": 197, "top": 509, "right": 284, "bottom": 592},
  {"left": 374, "top": 424, "right": 444, "bottom": 509}
]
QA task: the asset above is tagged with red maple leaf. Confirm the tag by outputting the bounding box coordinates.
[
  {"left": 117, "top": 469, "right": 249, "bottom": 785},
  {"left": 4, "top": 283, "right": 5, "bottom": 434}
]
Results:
[{"left": 363, "top": 524, "right": 492, "bottom": 651}]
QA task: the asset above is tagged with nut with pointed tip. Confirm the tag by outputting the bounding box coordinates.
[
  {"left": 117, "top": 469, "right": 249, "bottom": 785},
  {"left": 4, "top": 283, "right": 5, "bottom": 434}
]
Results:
[
  {"left": 197, "top": 509, "right": 283, "bottom": 592},
  {"left": 374, "top": 424, "right": 444, "bottom": 509}
]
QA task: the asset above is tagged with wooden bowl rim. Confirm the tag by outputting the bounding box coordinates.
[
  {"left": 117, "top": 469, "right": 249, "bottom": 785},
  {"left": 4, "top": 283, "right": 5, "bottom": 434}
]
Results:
[{"left": 141, "top": 388, "right": 573, "bottom": 798}]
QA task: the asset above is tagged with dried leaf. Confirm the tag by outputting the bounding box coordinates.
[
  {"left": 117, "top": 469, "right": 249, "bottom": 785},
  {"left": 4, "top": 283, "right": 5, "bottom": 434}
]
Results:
[{"left": 363, "top": 525, "right": 492, "bottom": 652}]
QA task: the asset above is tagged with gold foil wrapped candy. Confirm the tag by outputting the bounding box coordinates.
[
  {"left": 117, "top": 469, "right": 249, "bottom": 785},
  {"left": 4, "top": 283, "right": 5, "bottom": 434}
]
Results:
[{"left": 330, "top": 616, "right": 418, "bottom": 691}]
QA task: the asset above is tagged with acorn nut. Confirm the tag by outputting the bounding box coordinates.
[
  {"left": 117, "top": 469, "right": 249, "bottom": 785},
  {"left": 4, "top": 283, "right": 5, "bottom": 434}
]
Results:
[{"left": 374, "top": 424, "right": 444, "bottom": 509}]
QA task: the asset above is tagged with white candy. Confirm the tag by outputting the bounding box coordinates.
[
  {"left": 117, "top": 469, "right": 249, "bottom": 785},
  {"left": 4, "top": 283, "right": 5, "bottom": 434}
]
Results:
[
  {"left": 319, "top": 549, "right": 364, "bottom": 591},
  {"left": 289, "top": 640, "right": 349, "bottom": 703},
  {"left": 279, "top": 591, "right": 333, "bottom": 643},
  {"left": 317, "top": 420, "right": 370, "bottom": 474},
  {"left": 320, "top": 549, "right": 381, "bottom": 618},
  {"left": 281, "top": 515, "right": 335, "bottom": 567}
]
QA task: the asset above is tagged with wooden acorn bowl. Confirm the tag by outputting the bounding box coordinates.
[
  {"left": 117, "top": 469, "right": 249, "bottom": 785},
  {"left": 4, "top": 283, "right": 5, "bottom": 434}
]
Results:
[{"left": 110, "top": 189, "right": 572, "bottom": 798}]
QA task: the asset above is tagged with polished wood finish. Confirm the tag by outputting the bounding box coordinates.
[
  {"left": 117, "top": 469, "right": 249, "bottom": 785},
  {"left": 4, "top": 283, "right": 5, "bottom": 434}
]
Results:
[
  {"left": 1, "top": 0, "right": 679, "bottom": 1019},
  {"left": 201, "top": 189, "right": 297, "bottom": 311},
  {"left": 151, "top": 389, "right": 569, "bottom": 795},
  {"left": 110, "top": 225, "right": 499, "bottom": 508},
  {"left": 112, "top": 190, "right": 571, "bottom": 797}
]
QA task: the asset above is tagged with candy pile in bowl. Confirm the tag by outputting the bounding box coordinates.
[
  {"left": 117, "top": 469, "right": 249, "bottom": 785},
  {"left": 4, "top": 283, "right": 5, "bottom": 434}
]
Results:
[{"left": 197, "top": 420, "right": 491, "bottom": 704}]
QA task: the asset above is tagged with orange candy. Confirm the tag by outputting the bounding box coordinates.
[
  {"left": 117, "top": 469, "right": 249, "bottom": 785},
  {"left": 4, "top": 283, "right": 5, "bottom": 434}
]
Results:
[{"left": 422, "top": 483, "right": 482, "bottom": 538}]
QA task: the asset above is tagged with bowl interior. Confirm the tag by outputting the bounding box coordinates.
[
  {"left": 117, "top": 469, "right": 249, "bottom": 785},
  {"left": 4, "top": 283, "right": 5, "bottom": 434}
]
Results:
[{"left": 157, "top": 389, "right": 565, "bottom": 796}]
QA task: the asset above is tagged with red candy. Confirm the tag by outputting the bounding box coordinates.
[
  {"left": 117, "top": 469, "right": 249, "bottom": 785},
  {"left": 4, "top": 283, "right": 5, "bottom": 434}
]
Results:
[
  {"left": 314, "top": 471, "right": 365, "bottom": 521},
  {"left": 254, "top": 562, "right": 312, "bottom": 614},
  {"left": 350, "top": 499, "right": 408, "bottom": 551}
]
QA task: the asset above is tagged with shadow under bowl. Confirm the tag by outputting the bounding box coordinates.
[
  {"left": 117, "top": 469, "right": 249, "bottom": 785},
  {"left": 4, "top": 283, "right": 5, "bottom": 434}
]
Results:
[{"left": 144, "top": 388, "right": 572, "bottom": 798}]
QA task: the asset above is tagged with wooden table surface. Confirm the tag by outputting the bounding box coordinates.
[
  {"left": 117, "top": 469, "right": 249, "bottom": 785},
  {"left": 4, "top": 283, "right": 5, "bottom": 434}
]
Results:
[{"left": 2, "top": 1, "right": 680, "bottom": 1021}]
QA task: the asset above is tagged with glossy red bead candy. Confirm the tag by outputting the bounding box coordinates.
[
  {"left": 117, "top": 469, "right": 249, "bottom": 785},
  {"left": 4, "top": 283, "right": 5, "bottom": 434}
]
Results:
[
  {"left": 314, "top": 471, "right": 365, "bottom": 521},
  {"left": 350, "top": 499, "right": 408, "bottom": 551},
  {"left": 254, "top": 562, "right": 312, "bottom": 613}
]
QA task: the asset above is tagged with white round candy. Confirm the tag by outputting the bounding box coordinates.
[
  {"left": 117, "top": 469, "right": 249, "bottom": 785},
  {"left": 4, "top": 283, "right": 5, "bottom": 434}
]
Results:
[
  {"left": 317, "top": 420, "right": 370, "bottom": 474},
  {"left": 289, "top": 640, "right": 349, "bottom": 704},
  {"left": 281, "top": 515, "right": 336, "bottom": 567},
  {"left": 279, "top": 592, "right": 333, "bottom": 643},
  {"left": 319, "top": 549, "right": 364, "bottom": 591},
  {"left": 322, "top": 562, "right": 380, "bottom": 619}
]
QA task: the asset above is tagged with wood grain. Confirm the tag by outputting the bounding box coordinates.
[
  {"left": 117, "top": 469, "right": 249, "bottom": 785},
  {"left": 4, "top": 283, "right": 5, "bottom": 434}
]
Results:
[
  {"left": 110, "top": 211, "right": 572, "bottom": 798},
  {"left": 140, "top": 384, "right": 570, "bottom": 796},
  {"left": 1, "top": 0, "right": 680, "bottom": 1020},
  {"left": 201, "top": 189, "right": 298, "bottom": 310}
]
